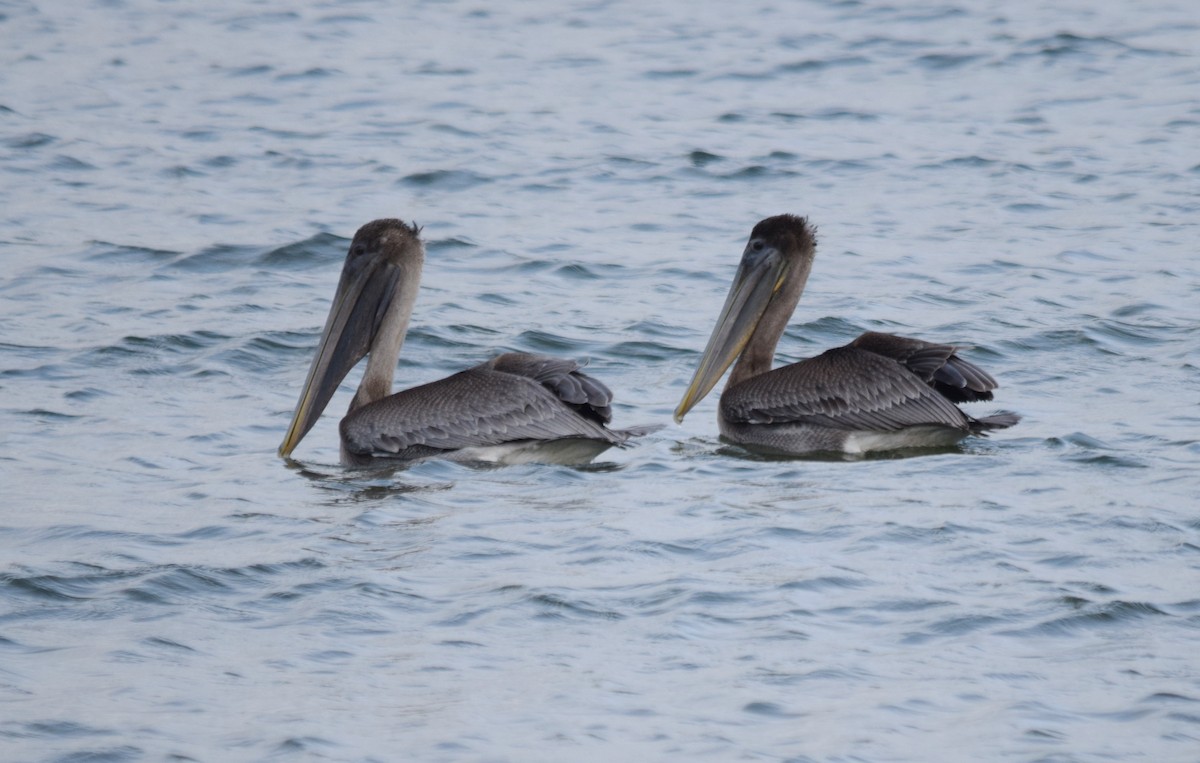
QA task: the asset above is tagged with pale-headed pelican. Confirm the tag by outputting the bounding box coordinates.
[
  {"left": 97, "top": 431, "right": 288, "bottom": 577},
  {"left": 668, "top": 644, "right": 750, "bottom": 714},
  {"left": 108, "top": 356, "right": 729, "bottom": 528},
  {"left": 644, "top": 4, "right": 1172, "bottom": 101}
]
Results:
[
  {"left": 675, "top": 214, "right": 1019, "bottom": 455},
  {"left": 280, "top": 219, "right": 650, "bottom": 465}
]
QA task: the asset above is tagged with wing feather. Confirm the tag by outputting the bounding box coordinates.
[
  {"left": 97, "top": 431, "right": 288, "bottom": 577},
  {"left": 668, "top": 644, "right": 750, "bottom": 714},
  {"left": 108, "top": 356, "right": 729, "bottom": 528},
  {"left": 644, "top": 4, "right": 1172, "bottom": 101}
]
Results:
[
  {"left": 850, "top": 331, "right": 998, "bottom": 403},
  {"left": 721, "top": 345, "right": 971, "bottom": 432},
  {"left": 340, "top": 353, "right": 624, "bottom": 458},
  {"left": 489, "top": 352, "right": 614, "bottom": 423}
]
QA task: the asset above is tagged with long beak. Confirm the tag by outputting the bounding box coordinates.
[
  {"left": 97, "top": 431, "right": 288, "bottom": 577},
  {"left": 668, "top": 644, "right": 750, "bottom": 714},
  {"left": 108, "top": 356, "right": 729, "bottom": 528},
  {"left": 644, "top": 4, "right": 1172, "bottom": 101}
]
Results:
[
  {"left": 278, "top": 254, "right": 400, "bottom": 458},
  {"left": 674, "top": 246, "right": 787, "bottom": 423}
]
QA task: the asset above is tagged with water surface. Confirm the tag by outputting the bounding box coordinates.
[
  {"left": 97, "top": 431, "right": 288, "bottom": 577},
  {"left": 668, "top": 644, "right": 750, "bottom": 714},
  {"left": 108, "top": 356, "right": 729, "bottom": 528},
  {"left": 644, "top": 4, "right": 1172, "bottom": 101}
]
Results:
[{"left": 2, "top": 1, "right": 1199, "bottom": 761}]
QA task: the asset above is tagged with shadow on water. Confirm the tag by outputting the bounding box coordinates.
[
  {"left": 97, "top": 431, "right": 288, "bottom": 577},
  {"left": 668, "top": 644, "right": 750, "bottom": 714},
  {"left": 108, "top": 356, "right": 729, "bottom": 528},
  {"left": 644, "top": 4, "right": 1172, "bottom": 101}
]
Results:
[
  {"left": 281, "top": 457, "right": 451, "bottom": 502},
  {"left": 1045, "top": 432, "right": 1149, "bottom": 469},
  {"left": 280, "top": 451, "right": 632, "bottom": 502}
]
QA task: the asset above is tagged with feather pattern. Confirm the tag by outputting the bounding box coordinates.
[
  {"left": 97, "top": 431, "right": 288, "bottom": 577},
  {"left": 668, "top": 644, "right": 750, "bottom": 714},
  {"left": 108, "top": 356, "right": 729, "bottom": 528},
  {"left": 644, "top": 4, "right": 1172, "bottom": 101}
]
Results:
[
  {"left": 721, "top": 344, "right": 970, "bottom": 432},
  {"left": 341, "top": 352, "right": 629, "bottom": 459},
  {"left": 849, "top": 331, "right": 998, "bottom": 403}
]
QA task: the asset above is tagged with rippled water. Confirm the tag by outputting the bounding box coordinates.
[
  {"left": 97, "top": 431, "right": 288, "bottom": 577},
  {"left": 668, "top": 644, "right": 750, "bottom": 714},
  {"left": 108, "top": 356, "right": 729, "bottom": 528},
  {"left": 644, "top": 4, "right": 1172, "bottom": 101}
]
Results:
[{"left": 3, "top": 0, "right": 1199, "bottom": 760}]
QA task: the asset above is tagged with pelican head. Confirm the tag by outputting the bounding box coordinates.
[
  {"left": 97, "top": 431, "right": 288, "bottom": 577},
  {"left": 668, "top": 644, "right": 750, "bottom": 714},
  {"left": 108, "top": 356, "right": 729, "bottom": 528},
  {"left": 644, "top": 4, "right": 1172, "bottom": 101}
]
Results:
[
  {"left": 279, "top": 219, "right": 424, "bottom": 458},
  {"left": 674, "top": 214, "right": 816, "bottom": 423}
]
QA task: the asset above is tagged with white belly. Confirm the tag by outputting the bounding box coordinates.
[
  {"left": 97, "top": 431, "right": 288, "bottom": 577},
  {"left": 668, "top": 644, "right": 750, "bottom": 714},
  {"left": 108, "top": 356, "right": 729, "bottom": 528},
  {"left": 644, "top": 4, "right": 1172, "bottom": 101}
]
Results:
[
  {"left": 840, "top": 426, "right": 968, "bottom": 454},
  {"left": 449, "top": 438, "right": 617, "bottom": 466}
]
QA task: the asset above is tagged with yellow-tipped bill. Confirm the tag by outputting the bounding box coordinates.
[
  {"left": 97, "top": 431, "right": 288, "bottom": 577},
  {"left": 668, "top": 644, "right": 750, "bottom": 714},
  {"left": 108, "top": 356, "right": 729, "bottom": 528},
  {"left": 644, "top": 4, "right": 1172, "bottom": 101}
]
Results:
[
  {"left": 674, "top": 245, "right": 787, "bottom": 423},
  {"left": 278, "top": 254, "right": 399, "bottom": 458}
]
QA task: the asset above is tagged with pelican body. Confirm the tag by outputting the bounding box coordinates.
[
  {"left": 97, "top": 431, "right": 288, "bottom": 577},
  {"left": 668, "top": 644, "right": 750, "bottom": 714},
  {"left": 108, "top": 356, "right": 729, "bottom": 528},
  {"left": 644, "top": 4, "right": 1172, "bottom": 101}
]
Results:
[
  {"left": 279, "top": 219, "right": 647, "bottom": 466},
  {"left": 675, "top": 215, "right": 1018, "bottom": 455}
]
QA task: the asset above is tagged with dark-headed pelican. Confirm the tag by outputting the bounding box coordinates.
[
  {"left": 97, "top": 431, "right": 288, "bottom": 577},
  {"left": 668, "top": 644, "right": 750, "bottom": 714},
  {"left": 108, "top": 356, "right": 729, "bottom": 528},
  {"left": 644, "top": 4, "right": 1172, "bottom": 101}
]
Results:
[
  {"left": 279, "top": 218, "right": 649, "bottom": 465},
  {"left": 674, "top": 214, "right": 1019, "bottom": 455}
]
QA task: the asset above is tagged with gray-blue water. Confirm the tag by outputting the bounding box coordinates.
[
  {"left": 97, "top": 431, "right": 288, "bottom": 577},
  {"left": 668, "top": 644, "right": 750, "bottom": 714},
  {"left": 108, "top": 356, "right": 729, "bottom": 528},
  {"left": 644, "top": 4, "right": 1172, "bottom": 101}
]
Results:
[{"left": 3, "top": 1, "right": 1199, "bottom": 760}]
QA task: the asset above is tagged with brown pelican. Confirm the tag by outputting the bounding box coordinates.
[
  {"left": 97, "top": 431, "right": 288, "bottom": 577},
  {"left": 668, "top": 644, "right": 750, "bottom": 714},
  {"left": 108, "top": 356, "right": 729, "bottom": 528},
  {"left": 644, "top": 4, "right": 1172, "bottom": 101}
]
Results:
[
  {"left": 674, "top": 214, "right": 1019, "bottom": 455},
  {"left": 279, "top": 218, "right": 649, "bottom": 465}
]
